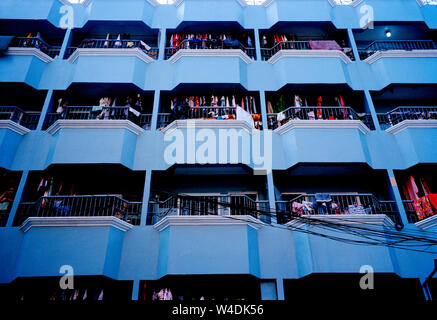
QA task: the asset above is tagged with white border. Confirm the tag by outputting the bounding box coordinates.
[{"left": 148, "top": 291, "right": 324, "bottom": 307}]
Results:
[
  {"left": 6, "top": 47, "right": 54, "bottom": 63},
  {"left": 0, "top": 120, "right": 31, "bottom": 135},
  {"left": 167, "top": 49, "right": 254, "bottom": 64},
  {"left": 67, "top": 48, "right": 155, "bottom": 64},
  {"left": 46, "top": 119, "right": 145, "bottom": 136},
  {"left": 385, "top": 120, "right": 437, "bottom": 134},
  {"left": 415, "top": 215, "right": 437, "bottom": 230},
  {"left": 154, "top": 215, "right": 264, "bottom": 232},
  {"left": 363, "top": 50, "right": 437, "bottom": 64},
  {"left": 328, "top": 0, "right": 364, "bottom": 7},
  {"left": 19, "top": 216, "right": 134, "bottom": 233},
  {"left": 161, "top": 119, "right": 256, "bottom": 135},
  {"left": 268, "top": 49, "right": 352, "bottom": 64},
  {"left": 274, "top": 120, "right": 371, "bottom": 135},
  {"left": 285, "top": 214, "right": 395, "bottom": 230}
]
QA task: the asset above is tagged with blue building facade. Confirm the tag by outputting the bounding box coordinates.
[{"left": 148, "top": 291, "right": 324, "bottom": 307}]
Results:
[{"left": 0, "top": 0, "right": 437, "bottom": 302}]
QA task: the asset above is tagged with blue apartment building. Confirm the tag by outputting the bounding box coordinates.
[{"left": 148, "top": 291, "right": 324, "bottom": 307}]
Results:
[{"left": 0, "top": 0, "right": 437, "bottom": 302}]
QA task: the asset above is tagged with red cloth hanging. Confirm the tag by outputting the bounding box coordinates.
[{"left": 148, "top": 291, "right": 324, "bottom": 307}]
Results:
[
  {"left": 428, "top": 194, "right": 437, "bottom": 213},
  {"left": 317, "top": 96, "right": 323, "bottom": 119}
]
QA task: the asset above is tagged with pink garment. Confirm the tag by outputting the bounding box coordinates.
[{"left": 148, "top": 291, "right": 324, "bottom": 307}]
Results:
[
  {"left": 407, "top": 175, "right": 420, "bottom": 200},
  {"left": 308, "top": 40, "right": 342, "bottom": 50}
]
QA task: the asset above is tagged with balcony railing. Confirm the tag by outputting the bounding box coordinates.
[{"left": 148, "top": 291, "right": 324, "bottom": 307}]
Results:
[
  {"left": 164, "top": 39, "right": 256, "bottom": 60},
  {"left": 0, "top": 106, "right": 40, "bottom": 130},
  {"left": 402, "top": 200, "right": 419, "bottom": 224},
  {"left": 14, "top": 195, "right": 142, "bottom": 226},
  {"left": 43, "top": 106, "right": 152, "bottom": 130},
  {"left": 358, "top": 40, "right": 437, "bottom": 60},
  {"left": 147, "top": 194, "right": 269, "bottom": 225},
  {"left": 9, "top": 37, "right": 61, "bottom": 59},
  {"left": 377, "top": 106, "right": 437, "bottom": 130},
  {"left": 261, "top": 41, "right": 311, "bottom": 61},
  {"left": 276, "top": 193, "right": 399, "bottom": 225},
  {"left": 267, "top": 106, "right": 374, "bottom": 130},
  {"left": 260, "top": 40, "right": 353, "bottom": 61},
  {"left": 66, "top": 39, "right": 159, "bottom": 59}
]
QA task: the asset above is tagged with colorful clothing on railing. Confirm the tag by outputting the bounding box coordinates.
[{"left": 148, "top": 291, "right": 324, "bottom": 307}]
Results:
[
  {"left": 308, "top": 40, "right": 342, "bottom": 50},
  {"left": 413, "top": 195, "right": 435, "bottom": 221}
]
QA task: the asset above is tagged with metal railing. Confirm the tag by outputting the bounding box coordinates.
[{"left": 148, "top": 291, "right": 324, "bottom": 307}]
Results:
[
  {"left": 14, "top": 195, "right": 142, "bottom": 226},
  {"left": 0, "top": 106, "right": 40, "bottom": 130},
  {"left": 9, "top": 37, "right": 61, "bottom": 59},
  {"left": 157, "top": 113, "right": 172, "bottom": 129},
  {"left": 402, "top": 200, "right": 419, "bottom": 224},
  {"left": 66, "top": 39, "right": 159, "bottom": 59},
  {"left": 147, "top": 194, "right": 269, "bottom": 225},
  {"left": 42, "top": 106, "right": 152, "bottom": 130},
  {"left": 275, "top": 193, "right": 399, "bottom": 225},
  {"left": 267, "top": 106, "right": 374, "bottom": 130},
  {"left": 377, "top": 106, "right": 437, "bottom": 130},
  {"left": 260, "top": 41, "right": 311, "bottom": 61},
  {"left": 164, "top": 38, "right": 256, "bottom": 60},
  {"left": 358, "top": 40, "right": 437, "bottom": 60}
]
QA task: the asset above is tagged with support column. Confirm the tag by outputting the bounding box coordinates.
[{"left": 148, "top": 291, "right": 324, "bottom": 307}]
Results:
[
  {"left": 364, "top": 90, "right": 381, "bottom": 132},
  {"left": 141, "top": 170, "right": 152, "bottom": 226},
  {"left": 259, "top": 90, "right": 269, "bottom": 132},
  {"left": 150, "top": 90, "right": 160, "bottom": 131},
  {"left": 253, "top": 28, "right": 262, "bottom": 61},
  {"left": 158, "top": 28, "right": 166, "bottom": 61},
  {"left": 6, "top": 170, "right": 29, "bottom": 227},
  {"left": 131, "top": 279, "right": 140, "bottom": 301},
  {"left": 387, "top": 169, "right": 410, "bottom": 227},
  {"left": 36, "top": 89, "right": 54, "bottom": 131},
  {"left": 59, "top": 28, "right": 73, "bottom": 59},
  {"left": 266, "top": 171, "right": 277, "bottom": 224},
  {"left": 276, "top": 277, "right": 285, "bottom": 300},
  {"left": 347, "top": 28, "right": 360, "bottom": 61}
]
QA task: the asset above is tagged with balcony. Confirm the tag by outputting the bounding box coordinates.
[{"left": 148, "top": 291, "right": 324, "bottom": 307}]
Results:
[
  {"left": 0, "top": 106, "right": 40, "bottom": 130},
  {"left": 14, "top": 195, "right": 142, "bottom": 227},
  {"left": 164, "top": 24, "right": 256, "bottom": 62},
  {"left": 267, "top": 106, "right": 374, "bottom": 131},
  {"left": 358, "top": 40, "right": 437, "bottom": 61},
  {"left": 13, "top": 165, "right": 145, "bottom": 226},
  {"left": 165, "top": 38, "right": 255, "bottom": 61},
  {"left": 148, "top": 193, "right": 269, "bottom": 225},
  {"left": 276, "top": 193, "right": 398, "bottom": 225},
  {"left": 66, "top": 38, "right": 159, "bottom": 61},
  {"left": 8, "top": 36, "right": 61, "bottom": 60},
  {"left": 157, "top": 86, "right": 263, "bottom": 131},
  {"left": 377, "top": 106, "right": 437, "bottom": 131},
  {"left": 43, "top": 106, "right": 152, "bottom": 131},
  {"left": 395, "top": 165, "right": 437, "bottom": 227},
  {"left": 261, "top": 40, "right": 353, "bottom": 62}
]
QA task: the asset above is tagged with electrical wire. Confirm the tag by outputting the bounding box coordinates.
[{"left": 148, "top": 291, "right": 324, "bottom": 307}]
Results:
[{"left": 149, "top": 190, "right": 437, "bottom": 254}]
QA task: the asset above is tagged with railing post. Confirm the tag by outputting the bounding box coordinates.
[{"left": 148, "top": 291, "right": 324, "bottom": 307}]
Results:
[
  {"left": 140, "top": 170, "right": 152, "bottom": 226},
  {"left": 347, "top": 28, "right": 360, "bottom": 62},
  {"left": 36, "top": 89, "right": 54, "bottom": 131},
  {"left": 386, "top": 169, "right": 410, "bottom": 226},
  {"left": 6, "top": 170, "right": 29, "bottom": 227},
  {"left": 254, "top": 28, "right": 262, "bottom": 61},
  {"left": 259, "top": 90, "right": 269, "bottom": 131},
  {"left": 364, "top": 90, "right": 381, "bottom": 132},
  {"left": 131, "top": 279, "right": 140, "bottom": 300},
  {"left": 59, "top": 28, "right": 73, "bottom": 60},
  {"left": 266, "top": 172, "right": 277, "bottom": 224},
  {"left": 150, "top": 90, "right": 160, "bottom": 131},
  {"left": 158, "top": 28, "right": 166, "bottom": 61}
]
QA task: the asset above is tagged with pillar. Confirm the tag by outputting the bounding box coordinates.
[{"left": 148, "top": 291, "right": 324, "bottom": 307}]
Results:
[{"left": 6, "top": 170, "right": 29, "bottom": 227}]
